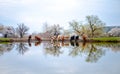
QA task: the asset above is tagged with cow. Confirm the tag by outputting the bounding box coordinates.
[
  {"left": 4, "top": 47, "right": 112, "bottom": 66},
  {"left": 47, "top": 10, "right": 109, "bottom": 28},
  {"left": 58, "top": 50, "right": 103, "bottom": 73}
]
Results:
[
  {"left": 70, "top": 35, "right": 75, "bottom": 41},
  {"left": 82, "top": 34, "right": 88, "bottom": 42},
  {"left": 35, "top": 36, "right": 42, "bottom": 41},
  {"left": 28, "top": 35, "right": 32, "bottom": 42}
]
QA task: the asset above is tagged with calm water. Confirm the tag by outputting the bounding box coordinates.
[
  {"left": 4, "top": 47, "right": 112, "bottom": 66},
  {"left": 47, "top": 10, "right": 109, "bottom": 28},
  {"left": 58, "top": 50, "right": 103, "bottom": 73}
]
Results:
[{"left": 0, "top": 41, "right": 120, "bottom": 74}]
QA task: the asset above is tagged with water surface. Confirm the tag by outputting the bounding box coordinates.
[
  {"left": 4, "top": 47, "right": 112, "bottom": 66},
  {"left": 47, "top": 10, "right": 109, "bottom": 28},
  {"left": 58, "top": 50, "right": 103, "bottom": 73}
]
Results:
[{"left": 0, "top": 42, "right": 120, "bottom": 74}]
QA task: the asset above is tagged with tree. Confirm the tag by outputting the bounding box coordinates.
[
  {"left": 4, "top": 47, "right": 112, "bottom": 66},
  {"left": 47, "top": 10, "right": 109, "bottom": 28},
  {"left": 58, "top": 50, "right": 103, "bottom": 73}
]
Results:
[
  {"left": 63, "top": 30, "right": 71, "bottom": 36},
  {"left": 69, "top": 20, "right": 82, "bottom": 35},
  {"left": 69, "top": 15, "right": 105, "bottom": 38},
  {"left": 0, "top": 25, "right": 17, "bottom": 38},
  {"left": 16, "top": 23, "right": 29, "bottom": 38},
  {"left": 52, "top": 24, "right": 62, "bottom": 36},
  {"left": 69, "top": 20, "right": 90, "bottom": 41},
  {"left": 108, "top": 28, "right": 120, "bottom": 37},
  {"left": 86, "top": 15, "right": 105, "bottom": 38},
  {"left": 6, "top": 26, "right": 17, "bottom": 38},
  {"left": 42, "top": 24, "right": 62, "bottom": 37},
  {"left": 42, "top": 22, "right": 49, "bottom": 32}
]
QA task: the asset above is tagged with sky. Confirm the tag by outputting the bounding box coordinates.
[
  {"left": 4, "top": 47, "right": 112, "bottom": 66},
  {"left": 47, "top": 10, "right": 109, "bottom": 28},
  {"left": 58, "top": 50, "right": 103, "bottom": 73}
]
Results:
[{"left": 0, "top": 0, "right": 120, "bottom": 33}]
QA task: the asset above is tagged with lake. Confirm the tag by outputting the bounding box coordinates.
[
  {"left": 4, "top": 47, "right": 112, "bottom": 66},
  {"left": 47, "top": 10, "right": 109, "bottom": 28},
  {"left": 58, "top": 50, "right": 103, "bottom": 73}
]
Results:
[{"left": 0, "top": 41, "right": 120, "bottom": 74}]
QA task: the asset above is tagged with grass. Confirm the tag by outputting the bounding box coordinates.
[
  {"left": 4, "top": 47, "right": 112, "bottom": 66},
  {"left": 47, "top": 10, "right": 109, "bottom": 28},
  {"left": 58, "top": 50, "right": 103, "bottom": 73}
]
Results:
[
  {"left": 0, "top": 37, "right": 120, "bottom": 42},
  {"left": 90, "top": 37, "right": 120, "bottom": 42},
  {"left": 0, "top": 38, "right": 12, "bottom": 42}
]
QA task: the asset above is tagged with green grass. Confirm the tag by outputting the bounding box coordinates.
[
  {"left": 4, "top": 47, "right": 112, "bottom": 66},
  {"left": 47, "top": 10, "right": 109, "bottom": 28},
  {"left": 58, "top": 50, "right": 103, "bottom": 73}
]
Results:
[
  {"left": 0, "top": 38, "right": 11, "bottom": 42},
  {"left": 90, "top": 37, "right": 120, "bottom": 42}
]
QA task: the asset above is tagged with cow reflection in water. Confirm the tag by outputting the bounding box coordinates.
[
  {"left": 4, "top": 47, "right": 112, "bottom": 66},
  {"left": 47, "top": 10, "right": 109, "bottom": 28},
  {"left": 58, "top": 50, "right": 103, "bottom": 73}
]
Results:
[
  {"left": 0, "top": 43, "right": 14, "bottom": 56},
  {"left": 43, "top": 42, "right": 63, "bottom": 57},
  {"left": 35, "top": 41, "right": 41, "bottom": 46},
  {"left": 70, "top": 41, "right": 79, "bottom": 47}
]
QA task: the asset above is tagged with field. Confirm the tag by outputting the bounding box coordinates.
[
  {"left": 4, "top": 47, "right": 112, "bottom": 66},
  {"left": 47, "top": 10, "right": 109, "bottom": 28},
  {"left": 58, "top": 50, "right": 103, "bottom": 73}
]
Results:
[
  {"left": 90, "top": 37, "right": 120, "bottom": 42},
  {"left": 0, "top": 37, "right": 120, "bottom": 42}
]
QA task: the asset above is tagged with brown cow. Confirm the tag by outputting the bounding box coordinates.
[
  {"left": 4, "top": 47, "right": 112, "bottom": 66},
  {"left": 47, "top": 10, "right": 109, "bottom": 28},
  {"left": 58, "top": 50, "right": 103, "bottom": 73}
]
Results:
[
  {"left": 82, "top": 34, "right": 88, "bottom": 42},
  {"left": 61, "top": 36, "right": 69, "bottom": 42},
  {"left": 35, "top": 36, "right": 42, "bottom": 41}
]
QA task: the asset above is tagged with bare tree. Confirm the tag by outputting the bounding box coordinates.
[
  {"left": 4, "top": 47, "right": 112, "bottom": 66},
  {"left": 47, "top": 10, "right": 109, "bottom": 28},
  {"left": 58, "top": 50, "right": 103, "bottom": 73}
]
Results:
[
  {"left": 69, "top": 20, "right": 82, "bottom": 35},
  {"left": 16, "top": 23, "right": 29, "bottom": 38},
  {"left": 69, "top": 20, "right": 90, "bottom": 36},
  {"left": 42, "top": 24, "right": 62, "bottom": 37},
  {"left": 86, "top": 15, "right": 105, "bottom": 38}
]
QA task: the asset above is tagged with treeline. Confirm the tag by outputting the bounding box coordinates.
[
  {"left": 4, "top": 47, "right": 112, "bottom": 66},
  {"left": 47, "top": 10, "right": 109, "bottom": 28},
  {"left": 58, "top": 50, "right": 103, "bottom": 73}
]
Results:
[
  {"left": 0, "top": 15, "right": 120, "bottom": 38},
  {"left": 0, "top": 23, "right": 29, "bottom": 38}
]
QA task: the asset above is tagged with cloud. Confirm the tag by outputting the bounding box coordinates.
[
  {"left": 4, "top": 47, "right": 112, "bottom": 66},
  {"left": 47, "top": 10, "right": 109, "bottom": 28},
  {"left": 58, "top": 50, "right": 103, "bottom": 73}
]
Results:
[
  {"left": 0, "top": 0, "right": 78, "bottom": 30},
  {"left": 0, "top": 0, "right": 120, "bottom": 33},
  {"left": 46, "top": 0, "right": 78, "bottom": 12}
]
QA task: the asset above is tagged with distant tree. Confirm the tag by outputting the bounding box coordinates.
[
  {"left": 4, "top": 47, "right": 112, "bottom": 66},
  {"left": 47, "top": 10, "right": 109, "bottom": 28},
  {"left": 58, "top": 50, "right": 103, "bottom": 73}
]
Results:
[
  {"left": 16, "top": 23, "right": 29, "bottom": 38},
  {"left": 0, "top": 24, "right": 4, "bottom": 31},
  {"left": 52, "top": 24, "right": 62, "bottom": 36},
  {"left": 9, "top": 26, "right": 16, "bottom": 35},
  {"left": 86, "top": 15, "right": 105, "bottom": 38},
  {"left": 0, "top": 26, "right": 17, "bottom": 38},
  {"left": 6, "top": 26, "right": 17, "bottom": 38},
  {"left": 63, "top": 30, "right": 71, "bottom": 36},
  {"left": 42, "top": 22, "right": 49, "bottom": 32},
  {"left": 108, "top": 28, "right": 120, "bottom": 37},
  {"left": 43, "top": 24, "right": 62, "bottom": 37},
  {"left": 0, "top": 24, "right": 18, "bottom": 38}
]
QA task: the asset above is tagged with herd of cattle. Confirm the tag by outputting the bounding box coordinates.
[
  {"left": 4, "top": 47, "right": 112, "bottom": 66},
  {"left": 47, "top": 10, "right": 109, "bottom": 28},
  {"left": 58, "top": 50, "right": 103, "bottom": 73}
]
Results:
[
  {"left": 27, "top": 34, "right": 88, "bottom": 47},
  {"left": 28, "top": 34, "right": 88, "bottom": 43}
]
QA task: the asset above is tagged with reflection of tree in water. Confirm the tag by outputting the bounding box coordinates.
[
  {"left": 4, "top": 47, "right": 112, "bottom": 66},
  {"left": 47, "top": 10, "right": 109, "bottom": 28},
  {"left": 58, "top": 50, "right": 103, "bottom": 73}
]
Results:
[
  {"left": 0, "top": 43, "right": 14, "bottom": 56},
  {"left": 111, "top": 46, "right": 120, "bottom": 52},
  {"left": 69, "top": 42, "right": 87, "bottom": 57},
  {"left": 95, "top": 43, "right": 120, "bottom": 53},
  {"left": 69, "top": 46, "right": 82, "bottom": 57},
  {"left": 86, "top": 44, "right": 105, "bottom": 63},
  {"left": 69, "top": 42, "right": 105, "bottom": 63},
  {"left": 43, "top": 42, "right": 63, "bottom": 57},
  {"left": 16, "top": 42, "right": 29, "bottom": 55}
]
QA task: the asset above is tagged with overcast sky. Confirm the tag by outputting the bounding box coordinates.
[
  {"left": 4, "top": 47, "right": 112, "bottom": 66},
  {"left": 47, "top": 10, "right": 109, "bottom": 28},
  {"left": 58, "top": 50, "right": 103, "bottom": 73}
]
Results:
[{"left": 0, "top": 0, "right": 120, "bottom": 33}]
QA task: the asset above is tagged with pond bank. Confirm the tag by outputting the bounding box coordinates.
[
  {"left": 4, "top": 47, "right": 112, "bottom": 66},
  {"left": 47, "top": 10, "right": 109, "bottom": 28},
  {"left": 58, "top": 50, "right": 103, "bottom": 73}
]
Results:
[
  {"left": 89, "top": 37, "right": 120, "bottom": 42},
  {"left": 0, "top": 37, "right": 120, "bottom": 42}
]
